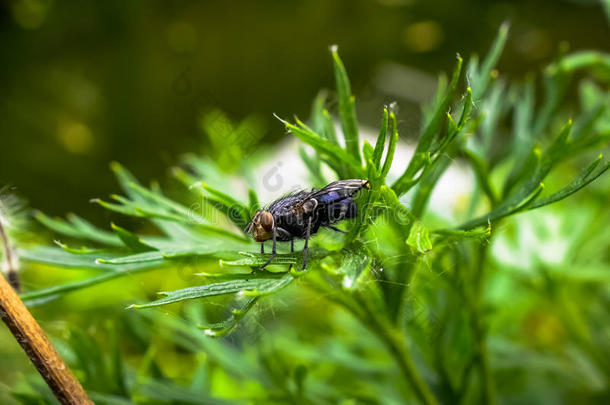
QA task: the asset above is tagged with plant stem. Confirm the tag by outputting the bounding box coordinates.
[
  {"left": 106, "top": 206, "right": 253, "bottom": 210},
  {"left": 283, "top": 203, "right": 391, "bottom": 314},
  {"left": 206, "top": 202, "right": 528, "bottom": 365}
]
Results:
[
  {"left": 471, "top": 244, "right": 496, "bottom": 405},
  {"left": 0, "top": 223, "right": 93, "bottom": 405},
  {"left": 355, "top": 294, "right": 440, "bottom": 405},
  {"left": 306, "top": 277, "right": 438, "bottom": 405}
]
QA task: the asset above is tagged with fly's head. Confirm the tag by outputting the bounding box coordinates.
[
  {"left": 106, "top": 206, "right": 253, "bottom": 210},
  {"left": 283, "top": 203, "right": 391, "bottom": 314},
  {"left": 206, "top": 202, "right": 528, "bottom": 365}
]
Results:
[{"left": 245, "top": 210, "right": 274, "bottom": 242}]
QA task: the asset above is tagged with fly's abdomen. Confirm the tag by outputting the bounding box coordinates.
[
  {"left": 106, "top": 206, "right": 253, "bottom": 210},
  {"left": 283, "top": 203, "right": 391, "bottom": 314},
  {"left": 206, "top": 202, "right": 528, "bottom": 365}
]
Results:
[{"left": 319, "top": 197, "right": 357, "bottom": 225}]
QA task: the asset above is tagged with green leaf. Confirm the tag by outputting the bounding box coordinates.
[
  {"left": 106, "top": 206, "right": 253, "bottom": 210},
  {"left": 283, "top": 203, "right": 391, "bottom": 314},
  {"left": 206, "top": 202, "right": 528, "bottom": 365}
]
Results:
[
  {"left": 458, "top": 87, "right": 474, "bottom": 129},
  {"left": 248, "top": 188, "right": 259, "bottom": 213},
  {"left": 110, "top": 161, "right": 143, "bottom": 200},
  {"left": 379, "top": 185, "right": 415, "bottom": 231},
  {"left": 111, "top": 223, "right": 156, "bottom": 252},
  {"left": 194, "top": 271, "right": 286, "bottom": 281},
  {"left": 381, "top": 111, "right": 399, "bottom": 180},
  {"left": 93, "top": 195, "right": 185, "bottom": 223},
  {"left": 393, "top": 56, "right": 463, "bottom": 196},
  {"left": 334, "top": 243, "right": 372, "bottom": 289},
  {"left": 282, "top": 119, "right": 365, "bottom": 177},
  {"left": 34, "top": 211, "right": 122, "bottom": 247},
  {"left": 322, "top": 109, "right": 340, "bottom": 146},
  {"left": 362, "top": 141, "right": 374, "bottom": 164},
  {"left": 331, "top": 45, "right": 361, "bottom": 163},
  {"left": 310, "top": 90, "right": 328, "bottom": 135},
  {"left": 97, "top": 251, "right": 166, "bottom": 265},
  {"left": 372, "top": 108, "right": 389, "bottom": 169},
  {"left": 53, "top": 241, "right": 104, "bottom": 255},
  {"left": 470, "top": 22, "right": 509, "bottom": 99},
  {"left": 458, "top": 182, "right": 545, "bottom": 230},
  {"left": 554, "top": 50, "right": 610, "bottom": 75},
  {"left": 527, "top": 155, "right": 610, "bottom": 210},
  {"left": 130, "top": 273, "right": 295, "bottom": 308},
  {"left": 432, "top": 224, "right": 491, "bottom": 241},
  {"left": 406, "top": 221, "right": 432, "bottom": 255},
  {"left": 126, "top": 182, "right": 195, "bottom": 220},
  {"left": 299, "top": 147, "right": 326, "bottom": 186},
  {"left": 186, "top": 181, "right": 250, "bottom": 229},
  {"left": 464, "top": 148, "right": 497, "bottom": 205},
  {"left": 221, "top": 251, "right": 297, "bottom": 267},
  {"left": 198, "top": 297, "right": 258, "bottom": 337},
  {"left": 510, "top": 78, "right": 535, "bottom": 158},
  {"left": 503, "top": 146, "right": 542, "bottom": 198},
  {"left": 20, "top": 247, "right": 127, "bottom": 270},
  {"left": 19, "top": 251, "right": 163, "bottom": 304}
]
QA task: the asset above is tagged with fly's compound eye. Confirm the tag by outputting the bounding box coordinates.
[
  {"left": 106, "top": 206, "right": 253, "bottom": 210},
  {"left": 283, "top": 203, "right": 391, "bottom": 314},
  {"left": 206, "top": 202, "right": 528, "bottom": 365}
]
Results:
[{"left": 259, "top": 211, "right": 274, "bottom": 231}]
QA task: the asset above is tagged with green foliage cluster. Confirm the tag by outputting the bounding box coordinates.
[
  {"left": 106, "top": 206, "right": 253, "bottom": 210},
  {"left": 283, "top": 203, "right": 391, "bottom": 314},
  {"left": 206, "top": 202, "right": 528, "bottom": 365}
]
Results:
[{"left": 9, "top": 24, "right": 610, "bottom": 404}]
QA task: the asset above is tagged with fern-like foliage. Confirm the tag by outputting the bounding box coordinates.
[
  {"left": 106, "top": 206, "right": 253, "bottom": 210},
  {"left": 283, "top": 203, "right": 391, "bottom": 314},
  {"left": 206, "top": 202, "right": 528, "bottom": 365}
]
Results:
[{"left": 16, "top": 24, "right": 610, "bottom": 405}]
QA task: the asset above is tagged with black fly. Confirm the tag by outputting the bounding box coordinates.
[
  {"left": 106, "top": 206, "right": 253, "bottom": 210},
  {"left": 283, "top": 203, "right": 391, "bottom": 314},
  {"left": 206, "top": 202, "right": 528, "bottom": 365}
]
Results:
[{"left": 245, "top": 179, "right": 370, "bottom": 270}]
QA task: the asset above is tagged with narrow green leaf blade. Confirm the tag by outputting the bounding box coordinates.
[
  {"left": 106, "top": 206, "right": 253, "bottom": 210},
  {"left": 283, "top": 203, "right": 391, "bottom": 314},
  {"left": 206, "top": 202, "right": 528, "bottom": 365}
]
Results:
[
  {"left": 111, "top": 223, "right": 156, "bottom": 252},
  {"left": 381, "top": 111, "right": 398, "bottom": 179},
  {"left": 527, "top": 156, "right": 609, "bottom": 210},
  {"left": 372, "top": 108, "right": 389, "bottom": 169},
  {"left": 131, "top": 273, "right": 295, "bottom": 308},
  {"left": 283, "top": 121, "right": 365, "bottom": 177},
  {"left": 331, "top": 45, "right": 361, "bottom": 163},
  {"left": 34, "top": 211, "right": 122, "bottom": 247},
  {"left": 198, "top": 297, "right": 258, "bottom": 337}
]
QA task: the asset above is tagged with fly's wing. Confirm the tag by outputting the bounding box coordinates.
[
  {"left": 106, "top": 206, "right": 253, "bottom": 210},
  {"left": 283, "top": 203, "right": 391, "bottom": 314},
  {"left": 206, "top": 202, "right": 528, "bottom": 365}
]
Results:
[
  {"left": 308, "top": 179, "right": 369, "bottom": 205},
  {"left": 293, "top": 179, "right": 369, "bottom": 215},
  {"left": 267, "top": 190, "right": 311, "bottom": 215}
]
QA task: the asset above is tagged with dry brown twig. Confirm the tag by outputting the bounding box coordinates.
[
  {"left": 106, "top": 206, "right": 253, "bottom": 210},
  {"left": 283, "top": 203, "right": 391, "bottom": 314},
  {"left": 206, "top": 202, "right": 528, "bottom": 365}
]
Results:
[{"left": 0, "top": 218, "right": 93, "bottom": 405}]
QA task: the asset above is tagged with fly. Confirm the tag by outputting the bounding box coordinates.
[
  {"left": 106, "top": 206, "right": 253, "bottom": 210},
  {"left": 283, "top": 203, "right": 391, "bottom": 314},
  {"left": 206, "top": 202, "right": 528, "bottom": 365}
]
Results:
[{"left": 245, "top": 179, "right": 370, "bottom": 270}]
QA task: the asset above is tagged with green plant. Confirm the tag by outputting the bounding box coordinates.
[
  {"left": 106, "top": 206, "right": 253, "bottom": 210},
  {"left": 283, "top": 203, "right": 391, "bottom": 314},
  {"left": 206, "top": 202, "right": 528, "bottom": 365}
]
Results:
[{"left": 13, "top": 24, "right": 610, "bottom": 404}]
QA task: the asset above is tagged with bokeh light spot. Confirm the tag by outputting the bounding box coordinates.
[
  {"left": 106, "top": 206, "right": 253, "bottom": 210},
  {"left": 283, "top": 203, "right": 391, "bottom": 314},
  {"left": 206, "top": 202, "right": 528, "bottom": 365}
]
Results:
[
  {"left": 56, "top": 121, "right": 95, "bottom": 154},
  {"left": 403, "top": 21, "right": 444, "bottom": 53},
  {"left": 10, "top": 0, "right": 51, "bottom": 30}
]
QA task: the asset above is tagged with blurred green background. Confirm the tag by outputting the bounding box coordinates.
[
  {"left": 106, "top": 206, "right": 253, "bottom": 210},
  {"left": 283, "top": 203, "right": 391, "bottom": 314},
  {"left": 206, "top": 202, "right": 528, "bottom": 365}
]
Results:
[
  {"left": 1, "top": 0, "right": 608, "bottom": 223},
  {"left": 1, "top": 1, "right": 610, "bottom": 405}
]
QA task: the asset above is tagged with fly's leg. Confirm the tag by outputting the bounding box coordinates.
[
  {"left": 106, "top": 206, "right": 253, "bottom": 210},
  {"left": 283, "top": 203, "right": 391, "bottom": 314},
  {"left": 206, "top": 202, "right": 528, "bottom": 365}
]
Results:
[
  {"left": 261, "top": 228, "right": 277, "bottom": 269},
  {"left": 327, "top": 225, "right": 347, "bottom": 234},
  {"left": 288, "top": 238, "right": 294, "bottom": 271},
  {"left": 302, "top": 217, "right": 312, "bottom": 270},
  {"left": 260, "top": 243, "right": 264, "bottom": 254}
]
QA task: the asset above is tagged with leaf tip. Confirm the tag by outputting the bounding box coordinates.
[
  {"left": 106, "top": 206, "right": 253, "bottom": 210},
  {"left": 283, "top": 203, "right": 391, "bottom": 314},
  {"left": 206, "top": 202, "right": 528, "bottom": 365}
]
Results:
[
  {"left": 499, "top": 20, "right": 511, "bottom": 35},
  {"left": 109, "top": 161, "right": 123, "bottom": 173},
  {"left": 53, "top": 240, "right": 66, "bottom": 249}
]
